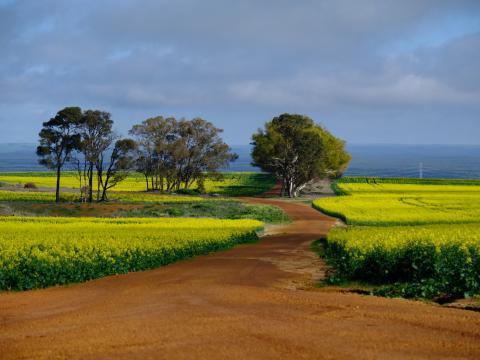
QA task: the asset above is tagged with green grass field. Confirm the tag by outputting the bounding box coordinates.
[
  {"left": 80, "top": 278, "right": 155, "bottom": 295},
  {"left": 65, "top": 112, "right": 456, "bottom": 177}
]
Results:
[{"left": 314, "top": 177, "right": 480, "bottom": 299}]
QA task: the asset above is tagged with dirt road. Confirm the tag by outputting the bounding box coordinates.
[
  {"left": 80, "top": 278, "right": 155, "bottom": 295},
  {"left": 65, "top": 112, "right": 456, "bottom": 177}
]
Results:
[{"left": 1, "top": 198, "right": 480, "bottom": 359}]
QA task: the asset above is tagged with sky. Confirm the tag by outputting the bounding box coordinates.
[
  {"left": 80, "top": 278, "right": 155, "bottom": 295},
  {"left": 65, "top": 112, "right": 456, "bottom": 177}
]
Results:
[{"left": 0, "top": 0, "right": 479, "bottom": 145}]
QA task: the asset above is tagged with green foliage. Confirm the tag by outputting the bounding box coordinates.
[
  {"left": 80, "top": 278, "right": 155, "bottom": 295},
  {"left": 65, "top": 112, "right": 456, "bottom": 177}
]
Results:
[
  {"left": 114, "top": 202, "right": 288, "bottom": 223},
  {"left": 203, "top": 172, "right": 276, "bottom": 196},
  {"left": 129, "top": 116, "right": 237, "bottom": 192},
  {"left": 251, "top": 113, "right": 350, "bottom": 197},
  {"left": 37, "top": 106, "right": 82, "bottom": 202},
  {"left": 0, "top": 216, "right": 263, "bottom": 290}
]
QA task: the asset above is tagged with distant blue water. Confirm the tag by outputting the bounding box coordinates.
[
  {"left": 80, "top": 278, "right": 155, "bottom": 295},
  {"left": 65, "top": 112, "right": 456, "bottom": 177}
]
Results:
[{"left": 2, "top": 143, "right": 480, "bottom": 179}]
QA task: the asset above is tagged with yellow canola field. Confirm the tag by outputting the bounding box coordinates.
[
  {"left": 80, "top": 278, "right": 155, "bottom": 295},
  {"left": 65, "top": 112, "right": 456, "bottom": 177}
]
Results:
[
  {"left": 0, "top": 190, "right": 206, "bottom": 203},
  {"left": 314, "top": 180, "right": 480, "bottom": 297},
  {"left": 0, "top": 172, "right": 274, "bottom": 196},
  {"left": 313, "top": 183, "right": 480, "bottom": 226},
  {"left": 0, "top": 216, "right": 263, "bottom": 290}
]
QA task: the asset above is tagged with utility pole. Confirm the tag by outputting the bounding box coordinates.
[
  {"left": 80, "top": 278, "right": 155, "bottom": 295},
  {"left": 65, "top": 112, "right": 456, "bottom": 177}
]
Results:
[{"left": 419, "top": 162, "right": 423, "bottom": 179}]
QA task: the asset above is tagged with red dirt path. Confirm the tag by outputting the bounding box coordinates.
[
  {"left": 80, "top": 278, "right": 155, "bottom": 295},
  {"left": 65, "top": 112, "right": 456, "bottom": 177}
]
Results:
[{"left": 1, "top": 198, "right": 480, "bottom": 359}]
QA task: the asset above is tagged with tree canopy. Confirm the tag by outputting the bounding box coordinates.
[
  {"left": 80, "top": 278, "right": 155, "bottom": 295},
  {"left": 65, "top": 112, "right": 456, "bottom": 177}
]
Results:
[
  {"left": 251, "top": 113, "right": 351, "bottom": 197},
  {"left": 130, "top": 116, "right": 237, "bottom": 192},
  {"left": 36, "top": 107, "right": 82, "bottom": 202},
  {"left": 38, "top": 107, "right": 137, "bottom": 203}
]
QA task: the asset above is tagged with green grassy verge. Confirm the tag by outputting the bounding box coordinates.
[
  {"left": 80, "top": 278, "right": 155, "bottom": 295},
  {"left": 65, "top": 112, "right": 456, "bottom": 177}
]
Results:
[{"left": 0, "top": 200, "right": 289, "bottom": 224}]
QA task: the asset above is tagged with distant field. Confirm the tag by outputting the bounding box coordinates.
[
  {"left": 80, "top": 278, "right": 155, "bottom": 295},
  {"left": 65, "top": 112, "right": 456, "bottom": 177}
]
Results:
[
  {"left": 315, "top": 181, "right": 480, "bottom": 226},
  {"left": 0, "top": 216, "right": 262, "bottom": 290},
  {"left": 338, "top": 176, "right": 480, "bottom": 186},
  {"left": 0, "top": 172, "right": 276, "bottom": 196},
  {"left": 314, "top": 177, "right": 480, "bottom": 298}
]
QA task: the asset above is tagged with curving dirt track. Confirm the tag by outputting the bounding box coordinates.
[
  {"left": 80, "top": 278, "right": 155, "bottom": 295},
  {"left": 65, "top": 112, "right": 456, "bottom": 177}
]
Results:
[{"left": 1, "top": 198, "right": 480, "bottom": 359}]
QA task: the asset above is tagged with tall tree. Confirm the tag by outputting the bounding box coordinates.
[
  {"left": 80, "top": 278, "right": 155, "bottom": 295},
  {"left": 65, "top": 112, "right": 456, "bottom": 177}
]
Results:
[
  {"left": 99, "top": 138, "right": 137, "bottom": 201},
  {"left": 77, "top": 110, "right": 114, "bottom": 203},
  {"left": 129, "top": 116, "right": 177, "bottom": 191},
  {"left": 176, "top": 118, "right": 237, "bottom": 190},
  {"left": 37, "top": 107, "right": 82, "bottom": 202},
  {"left": 251, "top": 113, "right": 351, "bottom": 197}
]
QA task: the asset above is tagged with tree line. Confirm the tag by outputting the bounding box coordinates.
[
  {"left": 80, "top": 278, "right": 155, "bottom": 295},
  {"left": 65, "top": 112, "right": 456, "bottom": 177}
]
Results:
[
  {"left": 38, "top": 108, "right": 351, "bottom": 202},
  {"left": 37, "top": 107, "right": 235, "bottom": 203}
]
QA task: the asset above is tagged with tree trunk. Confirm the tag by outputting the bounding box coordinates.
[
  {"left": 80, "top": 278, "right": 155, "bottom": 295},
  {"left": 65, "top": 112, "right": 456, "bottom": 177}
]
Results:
[
  {"left": 101, "top": 176, "right": 109, "bottom": 201},
  {"left": 287, "top": 179, "right": 294, "bottom": 198},
  {"left": 55, "top": 165, "right": 61, "bottom": 203},
  {"left": 97, "top": 170, "right": 101, "bottom": 201},
  {"left": 88, "top": 163, "right": 94, "bottom": 203},
  {"left": 280, "top": 178, "right": 286, "bottom": 197}
]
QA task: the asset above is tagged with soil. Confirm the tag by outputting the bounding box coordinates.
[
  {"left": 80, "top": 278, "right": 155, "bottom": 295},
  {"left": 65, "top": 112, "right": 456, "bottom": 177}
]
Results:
[{"left": 1, "top": 198, "right": 480, "bottom": 359}]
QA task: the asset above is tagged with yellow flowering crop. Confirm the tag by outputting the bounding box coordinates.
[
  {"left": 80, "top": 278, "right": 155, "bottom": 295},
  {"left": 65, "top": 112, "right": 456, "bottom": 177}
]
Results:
[{"left": 0, "top": 216, "right": 263, "bottom": 290}]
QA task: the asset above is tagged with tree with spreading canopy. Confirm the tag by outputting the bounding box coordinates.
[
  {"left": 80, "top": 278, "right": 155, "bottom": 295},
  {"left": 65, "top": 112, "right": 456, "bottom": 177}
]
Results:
[
  {"left": 37, "top": 107, "right": 82, "bottom": 202},
  {"left": 251, "top": 113, "right": 351, "bottom": 197},
  {"left": 130, "top": 116, "right": 237, "bottom": 192}
]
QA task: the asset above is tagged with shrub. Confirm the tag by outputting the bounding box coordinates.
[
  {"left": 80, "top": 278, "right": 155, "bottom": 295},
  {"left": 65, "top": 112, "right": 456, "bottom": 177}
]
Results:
[{"left": 23, "top": 182, "right": 37, "bottom": 189}]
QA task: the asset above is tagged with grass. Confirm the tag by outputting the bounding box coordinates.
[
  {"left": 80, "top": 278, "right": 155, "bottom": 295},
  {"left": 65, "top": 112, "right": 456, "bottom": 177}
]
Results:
[
  {"left": 114, "top": 201, "right": 288, "bottom": 223},
  {"left": 313, "top": 177, "right": 480, "bottom": 300},
  {"left": 0, "top": 200, "right": 289, "bottom": 224}
]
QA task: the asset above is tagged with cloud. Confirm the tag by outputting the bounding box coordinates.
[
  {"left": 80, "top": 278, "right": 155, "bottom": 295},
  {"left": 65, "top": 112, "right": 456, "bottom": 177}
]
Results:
[
  {"left": 0, "top": 0, "right": 479, "bottom": 144},
  {"left": 228, "top": 72, "right": 480, "bottom": 108}
]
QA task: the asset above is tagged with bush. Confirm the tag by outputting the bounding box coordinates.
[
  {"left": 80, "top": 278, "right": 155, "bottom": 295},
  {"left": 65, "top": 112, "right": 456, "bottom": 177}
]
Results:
[{"left": 24, "top": 182, "right": 37, "bottom": 189}]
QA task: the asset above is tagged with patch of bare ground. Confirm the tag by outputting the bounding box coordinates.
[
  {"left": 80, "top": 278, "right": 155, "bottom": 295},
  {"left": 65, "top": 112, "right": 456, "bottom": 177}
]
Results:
[{"left": 0, "top": 197, "right": 479, "bottom": 359}]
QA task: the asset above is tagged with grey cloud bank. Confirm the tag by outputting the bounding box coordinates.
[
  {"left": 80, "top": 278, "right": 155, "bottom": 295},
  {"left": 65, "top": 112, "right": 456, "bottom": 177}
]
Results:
[{"left": 0, "top": 0, "right": 479, "bottom": 144}]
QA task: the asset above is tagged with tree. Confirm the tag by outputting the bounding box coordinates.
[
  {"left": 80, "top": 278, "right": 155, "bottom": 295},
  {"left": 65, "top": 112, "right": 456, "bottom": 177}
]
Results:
[
  {"left": 251, "top": 113, "right": 351, "bottom": 197},
  {"left": 176, "top": 118, "right": 237, "bottom": 190},
  {"left": 37, "top": 107, "right": 82, "bottom": 202},
  {"left": 129, "top": 116, "right": 177, "bottom": 191},
  {"left": 99, "top": 138, "right": 137, "bottom": 201},
  {"left": 77, "top": 110, "right": 114, "bottom": 203},
  {"left": 130, "top": 116, "right": 236, "bottom": 192}
]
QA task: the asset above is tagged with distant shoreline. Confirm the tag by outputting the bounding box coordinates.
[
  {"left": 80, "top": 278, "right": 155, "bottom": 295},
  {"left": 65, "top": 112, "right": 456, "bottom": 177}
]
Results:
[{"left": 2, "top": 143, "right": 480, "bottom": 178}]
